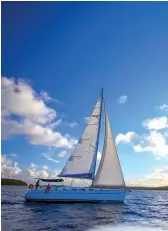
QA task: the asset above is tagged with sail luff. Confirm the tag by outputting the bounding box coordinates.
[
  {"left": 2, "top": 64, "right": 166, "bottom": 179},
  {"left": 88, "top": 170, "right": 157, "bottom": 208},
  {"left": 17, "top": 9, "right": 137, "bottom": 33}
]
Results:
[{"left": 93, "top": 104, "right": 125, "bottom": 187}]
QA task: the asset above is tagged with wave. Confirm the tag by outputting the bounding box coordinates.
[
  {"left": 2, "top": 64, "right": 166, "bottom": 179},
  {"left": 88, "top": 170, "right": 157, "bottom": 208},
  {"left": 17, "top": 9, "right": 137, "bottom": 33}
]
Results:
[{"left": 88, "top": 224, "right": 168, "bottom": 231}]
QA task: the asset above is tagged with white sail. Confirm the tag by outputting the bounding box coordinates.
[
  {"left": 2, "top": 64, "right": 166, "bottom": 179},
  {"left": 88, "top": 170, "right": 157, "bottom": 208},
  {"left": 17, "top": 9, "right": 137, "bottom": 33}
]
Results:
[
  {"left": 59, "top": 91, "right": 103, "bottom": 179},
  {"left": 93, "top": 105, "right": 125, "bottom": 188}
]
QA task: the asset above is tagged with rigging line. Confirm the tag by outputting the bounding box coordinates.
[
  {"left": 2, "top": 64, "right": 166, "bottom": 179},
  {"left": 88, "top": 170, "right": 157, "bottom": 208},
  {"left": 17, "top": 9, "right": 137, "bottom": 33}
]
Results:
[{"left": 90, "top": 144, "right": 97, "bottom": 149}]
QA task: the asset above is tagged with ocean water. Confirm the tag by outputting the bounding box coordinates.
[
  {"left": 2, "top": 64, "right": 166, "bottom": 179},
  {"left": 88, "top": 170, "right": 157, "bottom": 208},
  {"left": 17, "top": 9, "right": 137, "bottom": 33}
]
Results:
[{"left": 1, "top": 186, "right": 168, "bottom": 231}]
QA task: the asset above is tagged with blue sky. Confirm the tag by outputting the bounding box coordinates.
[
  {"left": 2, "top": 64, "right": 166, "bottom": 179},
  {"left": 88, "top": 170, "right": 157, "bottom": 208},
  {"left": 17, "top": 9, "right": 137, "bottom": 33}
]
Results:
[{"left": 1, "top": 2, "right": 168, "bottom": 186}]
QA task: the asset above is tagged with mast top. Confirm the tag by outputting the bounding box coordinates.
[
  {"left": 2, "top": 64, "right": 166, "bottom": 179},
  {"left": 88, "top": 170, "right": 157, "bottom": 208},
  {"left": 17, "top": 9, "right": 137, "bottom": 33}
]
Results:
[{"left": 100, "top": 88, "right": 103, "bottom": 99}]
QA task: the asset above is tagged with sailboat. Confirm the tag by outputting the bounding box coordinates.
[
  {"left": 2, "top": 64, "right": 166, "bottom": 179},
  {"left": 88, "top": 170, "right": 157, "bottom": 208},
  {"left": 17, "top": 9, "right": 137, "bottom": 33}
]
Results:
[{"left": 25, "top": 90, "right": 127, "bottom": 202}]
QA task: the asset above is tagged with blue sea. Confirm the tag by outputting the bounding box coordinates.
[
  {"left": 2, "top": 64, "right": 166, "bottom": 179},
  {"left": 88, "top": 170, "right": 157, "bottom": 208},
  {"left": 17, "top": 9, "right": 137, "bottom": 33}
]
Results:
[{"left": 1, "top": 186, "right": 168, "bottom": 231}]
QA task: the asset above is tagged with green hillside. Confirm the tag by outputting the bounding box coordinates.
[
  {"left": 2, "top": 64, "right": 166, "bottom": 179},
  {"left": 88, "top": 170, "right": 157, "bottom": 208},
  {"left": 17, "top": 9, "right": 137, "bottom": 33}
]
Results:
[{"left": 1, "top": 178, "right": 27, "bottom": 186}]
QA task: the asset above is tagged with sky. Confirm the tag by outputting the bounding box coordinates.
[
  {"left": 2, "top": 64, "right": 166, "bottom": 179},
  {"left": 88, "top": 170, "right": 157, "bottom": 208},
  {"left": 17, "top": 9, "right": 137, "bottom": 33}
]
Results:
[{"left": 1, "top": 2, "right": 168, "bottom": 186}]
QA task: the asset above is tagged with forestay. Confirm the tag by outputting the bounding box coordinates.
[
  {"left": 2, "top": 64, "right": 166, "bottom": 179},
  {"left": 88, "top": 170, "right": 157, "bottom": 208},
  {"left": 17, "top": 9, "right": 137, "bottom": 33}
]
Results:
[
  {"left": 59, "top": 92, "right": 103, "bottom": 179},
  {"left": 93, "top": 105, "right": 125, "bottom": 187}
]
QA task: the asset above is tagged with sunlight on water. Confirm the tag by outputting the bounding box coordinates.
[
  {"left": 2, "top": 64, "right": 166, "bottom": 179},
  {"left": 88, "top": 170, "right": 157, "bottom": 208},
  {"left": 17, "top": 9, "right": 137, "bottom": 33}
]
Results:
[{"left": 89, "top": 225, "right": 168, "bottom": 231}]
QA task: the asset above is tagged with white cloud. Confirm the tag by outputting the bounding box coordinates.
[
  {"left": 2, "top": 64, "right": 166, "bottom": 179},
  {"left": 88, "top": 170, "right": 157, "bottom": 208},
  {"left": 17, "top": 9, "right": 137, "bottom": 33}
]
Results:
[
  {"left": 1, "top": 155, "right": 61, "bottom": 183},
  {"left": 42, "top": 153, "right": 60, "bottom": 163},
  {"left": 155, "top": 157, "right": 161, "bottom": 160},
  {"left": 160, "top": 104, "right": 168, "bottom": 112},
  {"left": 1, "top": 77, "right": 77, "bottom": 148},
  {"left": 142, "top": 116, "right": 168, "bottom": 130},
  {"left": 49, "top": 119, "right": 62, "bottom": 129},
  {"left": 30, "top": 162, "right": 38, "bottom": 170},
  {"left": 117, "top": 130, "right": 168, "bottom": 157},
  {"left": 58, "top": 150, "right": 68, "bottom": 158},
  {"left": 133, "top": 131, "right": 168, "bottom": 157},
  {"left": 40, "top": 91, "right": 53, "bottom": 102},
  {"left": 116, "top": 114, "right": 168, "bottom": 158},
  {"left": 42, "top": 165, "right": 48, "bottom": 170},
  {"left": 117, "top": 95, "right": 128, "bottom": 104},
  {"left": 49, "top": 121, "right": 78, "bottom": 129},
  {"left": 129, "top": 166, "right": 168, "bottom": 187},
  {"left": 40, "top": 91, "right": 65, "bottom": 106},
  {"left": 28, "top": 166, "right": 49, "bottom": 179},
  {"left": 43, "top": 154, "right": 60, "bottom": 164},
  {"left": 116, "top": 132, "right": 140, "bottom": 145},
  {"left": 68, "top": 122, "right": 78, "bottom": 128},
  {"left": 1, "top": 155, "right": 22, "bottom": 178},
  {"left": 1, "top": 77, "right": 56, "bottom": 124},
  {"left": 2, "top": 117, "right": 77, "bottom": 148},
  {"left": 26, "top": 164, "right": 62, "bottom": 183},
  {"left": 42, "top": 147, "right": 61, "bottom": 163},
  {"left": 28, "top": 163, "right": 59, "bottom": 180},
  {"left": 84, "top": 117, "right": 90, "bottom": 122},
  {"left": 40, "top": 91, "right": 64, "bottom": 105},
  {"left": 9, "top": 153, "right": 17, "bottom": 157}
]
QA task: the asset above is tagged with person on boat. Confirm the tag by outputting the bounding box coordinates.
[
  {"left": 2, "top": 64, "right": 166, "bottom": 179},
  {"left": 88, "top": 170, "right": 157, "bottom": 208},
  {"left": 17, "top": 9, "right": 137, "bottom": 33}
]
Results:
[
  {"left": 35, "top": 180, "right": 40, "bottom": 190},
  {"left": 45, "top": 184, "right": 51, "bottom": 194}
]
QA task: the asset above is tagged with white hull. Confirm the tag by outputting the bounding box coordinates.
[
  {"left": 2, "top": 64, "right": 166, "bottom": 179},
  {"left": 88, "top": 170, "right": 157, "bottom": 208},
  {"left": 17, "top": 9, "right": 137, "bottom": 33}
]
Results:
[{"left": 25, "top": 187, "right": 127, "bottom": 203}]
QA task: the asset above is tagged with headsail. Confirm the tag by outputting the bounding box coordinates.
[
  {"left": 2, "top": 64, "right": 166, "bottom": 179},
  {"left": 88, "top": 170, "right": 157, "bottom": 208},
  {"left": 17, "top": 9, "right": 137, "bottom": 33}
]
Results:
[
  {"left": 59, "top": 90, "right": 103, "bottom": 179},
  {"left": 93, "top": 104, "right": 125, "bottom": 188}
]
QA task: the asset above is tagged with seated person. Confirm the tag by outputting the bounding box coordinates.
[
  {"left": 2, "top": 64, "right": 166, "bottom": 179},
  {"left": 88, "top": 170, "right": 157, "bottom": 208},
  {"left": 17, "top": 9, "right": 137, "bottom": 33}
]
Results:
[{"left": 35, "top": 180, "right": 40, "bottom": 190}]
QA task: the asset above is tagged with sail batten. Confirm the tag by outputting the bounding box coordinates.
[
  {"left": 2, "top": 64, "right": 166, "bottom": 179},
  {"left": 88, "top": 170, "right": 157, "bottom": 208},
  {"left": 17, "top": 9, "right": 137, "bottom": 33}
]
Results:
[
  {"left": 93, "top": 104, "right": 125, "bottom": 187},
  {"left": 59, "top": 90, "right": 103, "bottom": 180}
]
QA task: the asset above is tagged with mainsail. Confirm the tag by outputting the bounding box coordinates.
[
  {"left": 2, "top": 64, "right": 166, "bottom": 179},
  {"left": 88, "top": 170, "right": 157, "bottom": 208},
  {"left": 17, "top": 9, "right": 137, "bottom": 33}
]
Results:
[
  {"left": 93, "top": 104, "right": 125, "bottom": 188},
  {"left": 59, "top": 90, "right": 103, "bottom": 179}
]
